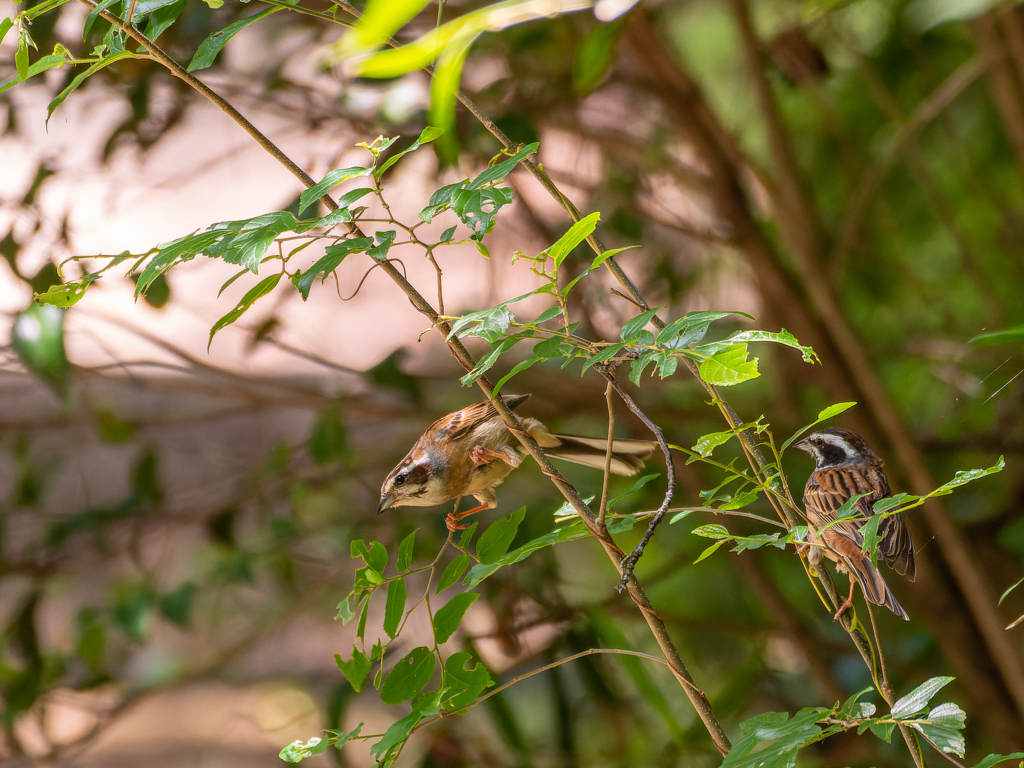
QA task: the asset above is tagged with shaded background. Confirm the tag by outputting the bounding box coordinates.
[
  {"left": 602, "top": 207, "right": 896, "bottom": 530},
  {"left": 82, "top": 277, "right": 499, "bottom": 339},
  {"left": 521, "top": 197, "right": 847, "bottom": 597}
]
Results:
[{"left": 1, "top": 0, "right": 1023, "bottom": 765}]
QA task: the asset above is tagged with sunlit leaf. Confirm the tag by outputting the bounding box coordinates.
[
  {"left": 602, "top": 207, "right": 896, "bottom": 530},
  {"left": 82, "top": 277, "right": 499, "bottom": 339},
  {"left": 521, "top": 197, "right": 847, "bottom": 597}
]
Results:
[
  {"left": 698, "top": 344, "right": 759, "bottom": 386},
  {"left": 891, "top": 676, "right": 955, "bottom": 718}
]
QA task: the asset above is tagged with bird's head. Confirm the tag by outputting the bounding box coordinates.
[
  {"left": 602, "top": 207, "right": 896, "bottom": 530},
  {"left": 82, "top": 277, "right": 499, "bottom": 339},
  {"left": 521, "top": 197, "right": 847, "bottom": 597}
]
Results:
[
  {"left": 794, "top": 427, "right": 882, "bottom": 470},
  {"left": 377, "top": 450, "right": 444, "bottom": 513}
]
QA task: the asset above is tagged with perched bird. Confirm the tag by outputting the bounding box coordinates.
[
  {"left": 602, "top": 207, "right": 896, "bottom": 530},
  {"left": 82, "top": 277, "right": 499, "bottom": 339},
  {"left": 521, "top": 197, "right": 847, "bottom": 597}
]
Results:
[
  {"left": 378, "top": 394, "right": 657, "bottom": 530},
  {"left": 794, "top": 428, "right": 916, "bottom": 621}
]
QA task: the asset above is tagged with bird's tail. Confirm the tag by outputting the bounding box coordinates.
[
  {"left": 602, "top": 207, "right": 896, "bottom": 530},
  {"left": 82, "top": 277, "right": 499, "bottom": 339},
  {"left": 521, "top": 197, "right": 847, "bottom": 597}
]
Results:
[
  {"left": 846, "top": 555, "right": 909, "bottom": 621},
  {"left": 523, "top": 420, "right": 657, "bottom": 476}
]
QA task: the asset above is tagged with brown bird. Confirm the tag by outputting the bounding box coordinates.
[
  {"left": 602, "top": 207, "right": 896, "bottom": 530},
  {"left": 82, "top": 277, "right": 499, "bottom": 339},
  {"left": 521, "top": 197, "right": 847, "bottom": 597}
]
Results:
[
  {"left": 378, "top": 394, "right": 657, "bottom": 530},
  {"left": 794, "top": 428, "right": 916, "bottom": 620}
]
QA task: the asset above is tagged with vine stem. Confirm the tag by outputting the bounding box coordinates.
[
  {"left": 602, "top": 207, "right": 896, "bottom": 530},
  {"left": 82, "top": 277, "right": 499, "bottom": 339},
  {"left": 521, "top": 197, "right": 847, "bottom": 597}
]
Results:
[{"left": 77, "top": 2, "right": 736, "bottom": 754}]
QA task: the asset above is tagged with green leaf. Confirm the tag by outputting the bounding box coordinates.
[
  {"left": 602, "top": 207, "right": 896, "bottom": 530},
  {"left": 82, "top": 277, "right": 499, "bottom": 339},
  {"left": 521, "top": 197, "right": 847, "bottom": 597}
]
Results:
[
  {"left": 280, "top": 736, "right": 328, "bottom": 763},
  {"left": 698, "top": 344, "right": 759, "bottom": 386},
  {"left": 460, "top": 338, "right": 516, "bottom": 386},
  {"left": 573, "top": 17, "right": 626, "bottom": 94},
  {"left": 351, "top": 540, "right": 388, "bottom": 573},
  {"left": 620, "top": 308, "right": 661, "bottom": 342},
  {"left": 48, "top": 52, "right": 135, "bottom": 123},
  {"left": 548, "top": 212, "right": 600, "bottom": 270},
  {"left": 607, "top": 514, "right": 635, "bottom": 533},
  {"left": 433, "top": 592, "right": 479, "bottom": 644},
  {"left": 859, "top": 513, "right": 882, "bottom": 558},
  {"left": 134, "top": 230, "right": 221, "bottom": 297},
  {"left": 397, "top": 530, "right": 416, "bottom": 572},
  {"left": 204, "top": 211, "right": 297, "bottom": 271},
  {"left": 468, "top": 143, "right": 540, "bottom": 188},
  {"left": 383, "top": 578, "right": 406, "bottom": 639},
  {"left": 458, "top": 521, "right": 478, "bottom": 548},
  {"left": 891, "top": 676, "right": 955, "bottom": 718},
  {"left": 916, "top": 701, "right": 966, "bottom": 757},
  {"left": 999, "top": 575, "right": 1024, "bottom": 605},
  {"left": 336, "top": 647, "right": 372, "bottom": 692},
  {"left": 208, "top": 272, "right": 282, "bottom": 349},
  {"left": 720, "top": 488, "right": 761, "bottom": 511},
  {"left": 451, "top": 186, "right": 514, "bottom": 239},
  {"left": 492, "top": 356, "right": 542, "bottom": 399},
  {"left": 439, "top": 225, "right": 457, "bottom": 243},
  {"left": 379, "top": 646, "right": 436, "bottom": 705},
  {"left": 723, "top": 707, "right": 826, "bottom": 768},
  {"left": 308, "top": 405, "right": 347, "bottom": 465},
  {"left": 450, "top": 305, "right": 514, "bottom": 343},
  {"left": 693, "top": 429, "right": 737, "bottom": 458},
  {"left": 16, "top": 33, "right": 30, "bottom": 84},
  {"left": 628, "top": 350, "right": 658, "bottom": 386},
  {"left": 780, "top": 402, "right": 858, "bottom": 452},
  {"left": 377, "top": 126, "right": 445, "bottom": 177},
  {"left": 419, "top": 181, "right": 466, "bottom": 222},
  {"left": 298, "top": 167, "right": 373, "bottom": 215},
  {"left": 532, "top": 306, "right": 562, "bottom": 324},
  {"left": 476, "top": 506, "right": 526, "bottom": 564},
  {"left": 533, "top": 335, "right": 573, "bottom": 359},
  {"left": 187, "top": 6, "right": 282, "bottom": 72},
  {"left": 706, "top": 329, "right": 817, "bottom": 364},
  {"left": 295, "top": 237, "right": 373, "bottom": 299},
  {"left": 0, "top": 53, "right": 69, "bottom": 96},
  {"left": 464, "top": 520, "right": 588, "bottom": 588},
  {"left": 0, "top": 19, "right": 14, "bottom": 49},
  {"left": 12, "top": 303, "right": 69, "bottom": 393},
  {"left": 335, "top": 0, "right": 430, "bottom": 58},
  {"left": 367, "top": 229, "right": 396, "bottom": 260},
  {"left": 335, "top": 597, "right": 357, "bottom": 623},
  {"left": 142, "top": 0, "right": 188, "bottom": 43},
  {"left": 437, "top": 554, "right": 470, "bottom": 592},
  {"left": 33, "top": 273, "right": 100, "bottom": 308},
  {"left": 370, "top": 691, "right": 441, "bottom": 759},
  {"left": 971, "top": 324, "right": 1024, "bottom": 347},
  {"left": 928, "top": 457, "right": 1005, "bottom": 497},
  {"left": 442, "top": 651, "right": 493, "bottom": 710},
  {"left": 655, "top": 311, "right": 740, "bottom": 348},
  {"left": 969, "top": 753, "right": 1024, "bottom": 768},
  {"left": 607, "top": 472, "right": 661, "bottom": 509},
  {"left": 581, "top": 343, "right": 627, "bottom": 374},
  {"left": 157, "top": 582, "right": 195, "bottom": 627},
  {"left": 429, "top": 29, "right": 479, "bottom": 157}
]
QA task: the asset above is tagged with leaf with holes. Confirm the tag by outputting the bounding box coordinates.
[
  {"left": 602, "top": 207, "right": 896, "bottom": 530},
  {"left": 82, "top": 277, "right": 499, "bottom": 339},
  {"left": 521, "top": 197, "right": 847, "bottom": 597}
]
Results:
[
  {"left": 336, "top": 647, "right": 372, "bottom": 692},
  {"left": 698, "top": 344, "right": 759, "bottom": 386}
]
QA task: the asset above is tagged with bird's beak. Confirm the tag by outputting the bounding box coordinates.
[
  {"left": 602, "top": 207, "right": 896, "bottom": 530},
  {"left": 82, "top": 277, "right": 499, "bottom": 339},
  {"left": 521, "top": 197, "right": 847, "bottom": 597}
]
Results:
[
  {"left": 377, "top": 494, "right": 394, "bottom": 515},
  {"left": 793, "top": 437, "right": 810, "bottom": 452}
]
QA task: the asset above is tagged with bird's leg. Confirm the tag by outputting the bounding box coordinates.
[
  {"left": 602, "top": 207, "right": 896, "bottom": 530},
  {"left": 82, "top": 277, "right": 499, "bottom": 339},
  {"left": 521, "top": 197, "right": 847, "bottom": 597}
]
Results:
[
  {"left": 445, "top": 503, "right": 490, "bottom": 531},
  {"left": 833, "top": 576, "right": 858, "bottom": 621},
  {"left": 470, "top": 446, "right": 520, "bottom": 467}
]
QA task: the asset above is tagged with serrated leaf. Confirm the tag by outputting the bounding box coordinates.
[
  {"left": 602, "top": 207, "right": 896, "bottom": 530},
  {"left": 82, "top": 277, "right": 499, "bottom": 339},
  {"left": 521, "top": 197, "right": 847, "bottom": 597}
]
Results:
[
  {"left": 433, "top": 592, "right": 478, "bottom": 643},
  {"left": 692, "top": 524, "right": 730, "bottom": 540},
  {"left": 655, "top": 311, "right": 738, "bottom": 348},
  {"left": 628, "top": 351, "right": 658, "bottom": 385},
  {"left": 440, "top": 225, "right": 457, "bottom": 243},
  {"left": 698, "top": 344, "right": 759, "bottom": 386},
  {"left": 397, "top": 530, "right": 416, "bottom": 572},
  {"left": 204, "top": 211, "right": 298, "bottom": 271},
  {"left": 468, "top": 143, "right": 539, "bottom": 188},
  {"left": 620, "top": 308, "right": 661, "bottom": 342},
  {"left": 383, "top": 578, "right": 406, "bottom": 639},
  {"left": 376, "top": 125, "right": 444, "bottom": 177},
  {"left": 451, "top": 186, "right": 513, "bottom": 239},
  {"left": 476, "top": 506, "right": 526, "bottom": 564},
  {"left": 436, "top": 554, "right": 470, "bottom": 592},
  {"left": 295, "top": 236, "right": 373, "bottom": 299},
  {"left": 419, "top": 181, "right": 465, "bottom": 222},
  {"left": 891, "top": 676, "right": 955, "bottom": 718},
  {"left": 336, "top": 647, "right": 372, "bottom": 692},
  {"left": 581, "top": 342, "right": 627, "bottom": 374},
  {"left": 298, "top": 167, "right": 373, "bottom": 215},
  {"left": 916, "top": 701, "right": 966, "bottom": 757},
  {"left": 460, "top": 339, "right": 516, "bottom": 386},
  {"left": 379, "top": 646, "right": 435, "bottom": 705},
  {"left": 208, "top": 272, "right": 282, "bottom": 349},
  {"left": 929, "top": 457, "right": 1005, "bottom": 496},
  {"left": 464, "top": 520, "right": 589, "bottom": 588}
]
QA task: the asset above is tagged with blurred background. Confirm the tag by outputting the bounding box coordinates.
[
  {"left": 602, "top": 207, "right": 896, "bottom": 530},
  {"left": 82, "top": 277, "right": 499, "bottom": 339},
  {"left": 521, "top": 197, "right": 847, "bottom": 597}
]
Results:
[{"left": 1, "top": 0, "right": 1024, "bottom": 765}]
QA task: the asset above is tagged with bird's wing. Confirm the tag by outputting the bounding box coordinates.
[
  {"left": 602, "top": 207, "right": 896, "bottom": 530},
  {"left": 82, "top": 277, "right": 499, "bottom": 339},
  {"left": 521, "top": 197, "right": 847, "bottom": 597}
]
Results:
[
  {"left": 434, "top": 394, "right": 530, "bottom": 441},
  {"left": 803, "top": 470, "right": 871, "bottom": 548}
]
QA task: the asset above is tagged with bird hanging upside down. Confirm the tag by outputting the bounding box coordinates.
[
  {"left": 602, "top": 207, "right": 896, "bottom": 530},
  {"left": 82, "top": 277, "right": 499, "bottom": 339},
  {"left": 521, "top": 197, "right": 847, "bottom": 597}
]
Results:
[{"left": 378, "top": 394, "right": 657, "bottom": 530}]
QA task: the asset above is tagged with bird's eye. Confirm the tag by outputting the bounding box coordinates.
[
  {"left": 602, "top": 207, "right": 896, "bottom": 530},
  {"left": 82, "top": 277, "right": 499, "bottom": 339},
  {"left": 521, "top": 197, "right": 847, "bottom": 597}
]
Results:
[{"left": 394, "top": 473, "right": 407, "bottom": 487}]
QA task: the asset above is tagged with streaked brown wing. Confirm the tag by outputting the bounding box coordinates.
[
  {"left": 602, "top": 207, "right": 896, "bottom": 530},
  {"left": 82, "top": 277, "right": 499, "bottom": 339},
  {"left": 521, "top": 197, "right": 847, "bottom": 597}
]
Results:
[
  {"left": 435, "top": 394, "right": 530, "bottom": 441},
  {"left": 802, "top": 470, "right": 869, "bottom": 549}
]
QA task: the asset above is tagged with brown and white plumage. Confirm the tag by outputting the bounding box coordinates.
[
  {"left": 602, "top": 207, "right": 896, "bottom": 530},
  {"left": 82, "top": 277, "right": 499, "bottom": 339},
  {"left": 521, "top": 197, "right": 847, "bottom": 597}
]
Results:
[
  {"left": 795, "top": 428, "right": 916, "bottom": 621},
  {"left": 378, "top": 394, "right": 656, "bottom": 529}
]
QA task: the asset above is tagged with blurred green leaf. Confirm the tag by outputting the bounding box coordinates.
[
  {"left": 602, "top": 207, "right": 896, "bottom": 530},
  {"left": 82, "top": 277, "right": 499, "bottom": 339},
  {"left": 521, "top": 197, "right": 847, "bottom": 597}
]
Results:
[
  {"left": 573, "top": 18, "right": 626, "bottom": 94},
  {"left": 308, "top": 404, "right": 347, "bottom": 465},
  {"left": 158, "top": 582, "right": 196, "bottom": 627},
  {"left": 12, "top": 303, "right": 69, "bottom": 393}
]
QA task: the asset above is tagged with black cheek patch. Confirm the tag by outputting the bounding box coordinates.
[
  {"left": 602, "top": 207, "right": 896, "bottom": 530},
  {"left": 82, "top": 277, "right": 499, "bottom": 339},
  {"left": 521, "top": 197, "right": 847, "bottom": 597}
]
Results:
[
  {"left": 820, "top": 442, "right": 846, "bottom": 466},
  {"left": 406, "top": 464, "right": 430, "bottom": 486}
]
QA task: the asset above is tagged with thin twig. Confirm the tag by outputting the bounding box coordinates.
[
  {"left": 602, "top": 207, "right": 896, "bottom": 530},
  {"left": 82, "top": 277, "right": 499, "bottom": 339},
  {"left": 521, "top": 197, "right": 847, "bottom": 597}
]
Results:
[
  {"left": 597, "top": 380, "right": 616, "bottom": 531},
  {"left": 596, "top": 367, "right": 676, "bottom": 592}
]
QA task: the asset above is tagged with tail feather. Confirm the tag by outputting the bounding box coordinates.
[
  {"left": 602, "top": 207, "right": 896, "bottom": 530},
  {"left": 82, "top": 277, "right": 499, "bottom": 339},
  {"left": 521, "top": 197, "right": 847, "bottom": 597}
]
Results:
[
  {"left": 843, "top": 554, "right": 909, "bottom": 621},
  {"left": 524, "top": 421, "right": 656, "bottom": 477}
]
